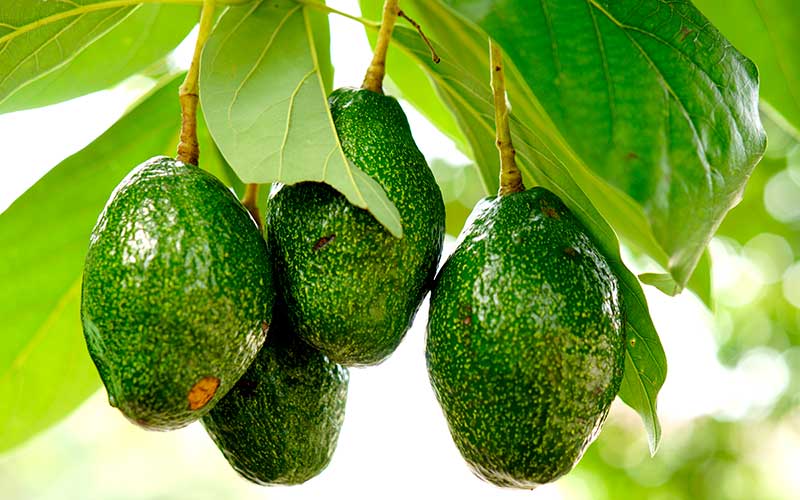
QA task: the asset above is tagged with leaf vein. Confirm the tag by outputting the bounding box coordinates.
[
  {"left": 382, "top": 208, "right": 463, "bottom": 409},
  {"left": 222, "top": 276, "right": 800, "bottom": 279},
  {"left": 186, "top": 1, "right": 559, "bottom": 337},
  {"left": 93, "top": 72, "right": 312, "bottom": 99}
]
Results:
[
  {"left": 226, "top": 4, "right": 301, "bottom": 126},
  {"left": 278, "top": 67, "right": 317, "bottom": 180}
]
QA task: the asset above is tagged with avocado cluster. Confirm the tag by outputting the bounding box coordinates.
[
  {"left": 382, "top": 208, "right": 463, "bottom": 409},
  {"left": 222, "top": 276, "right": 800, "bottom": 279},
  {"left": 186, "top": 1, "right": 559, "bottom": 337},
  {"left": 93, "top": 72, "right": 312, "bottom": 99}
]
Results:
[
  {"left": 80, "top": 86, "right": 444, "bottom": 485},
  {"left": 81, "top": 85, "right": 624, "bottom": 489}
]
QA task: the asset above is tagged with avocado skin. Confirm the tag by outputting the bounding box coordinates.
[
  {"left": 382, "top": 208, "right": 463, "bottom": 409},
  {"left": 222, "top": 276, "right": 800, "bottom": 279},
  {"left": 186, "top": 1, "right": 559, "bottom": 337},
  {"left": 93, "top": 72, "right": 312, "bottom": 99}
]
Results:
[
  {"left": 426, "top": 188, "right": 625, "bottom": 488},
  {"left": 201, "top": 303, "right": 349, "bottom": 485},
  {"left": 81, "top": 156, "right": 274, "bottom": 430},
  {"left": 265, "top": 87, "right": 445, "bottom": 366}
]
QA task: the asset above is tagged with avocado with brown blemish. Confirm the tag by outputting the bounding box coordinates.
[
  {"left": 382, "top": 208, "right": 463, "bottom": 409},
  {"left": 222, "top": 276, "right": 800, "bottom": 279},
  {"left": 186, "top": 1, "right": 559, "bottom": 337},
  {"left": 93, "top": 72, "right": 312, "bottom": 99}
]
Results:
[
  {"left": 202, "top": 302, "right": 349, "bottom": 485},
  {"left": 265, "top": 87, "right": 445, "bottom": 366},
  {"left": 426, "top": 187, "right": 626, "bottom": 488},
  {"left": 81, "top": 156, "right": 275, "bottom": 430}
]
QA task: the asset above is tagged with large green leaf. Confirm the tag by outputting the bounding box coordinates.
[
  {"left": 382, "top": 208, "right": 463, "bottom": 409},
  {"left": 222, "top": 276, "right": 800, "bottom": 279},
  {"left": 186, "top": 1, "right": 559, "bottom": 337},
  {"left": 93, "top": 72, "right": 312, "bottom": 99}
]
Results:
[
  {"left": 641, "top": 248, "right": 713, "bottom": 309},
  {"left": 354, "top": 7, "right": 666, "bottom": 451},
  {"left": 0, "top": 1, "right": 135, "bottom": 109},
  {"left": 0, "top": 75, "right": 197, "bottom": 453},
  {"left": 692, "top": 0, "right": 800, "bottom": 140},
  {"left": 200, "top": 0, "right": 402, "bottom": 237},
  {"left": 438, "top": 0, "right": 765, "bottom": 292},
  {"left": 0, "top": 4, "right": 196, "bottom": 113}
]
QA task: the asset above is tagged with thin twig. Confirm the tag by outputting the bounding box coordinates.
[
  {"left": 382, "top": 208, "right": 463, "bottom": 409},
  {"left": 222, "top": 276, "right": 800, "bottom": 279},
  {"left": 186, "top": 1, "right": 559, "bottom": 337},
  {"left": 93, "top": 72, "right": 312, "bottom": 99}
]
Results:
[{"left": 398, "top": 10, "right": 440, "bottom": 63}]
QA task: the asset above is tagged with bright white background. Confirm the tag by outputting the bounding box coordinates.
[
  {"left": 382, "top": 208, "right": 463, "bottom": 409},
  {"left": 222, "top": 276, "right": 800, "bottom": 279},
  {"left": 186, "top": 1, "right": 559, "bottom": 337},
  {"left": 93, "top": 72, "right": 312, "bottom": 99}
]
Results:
[{"left": 1, "top": 1, "right": 798, "bottom": 499}]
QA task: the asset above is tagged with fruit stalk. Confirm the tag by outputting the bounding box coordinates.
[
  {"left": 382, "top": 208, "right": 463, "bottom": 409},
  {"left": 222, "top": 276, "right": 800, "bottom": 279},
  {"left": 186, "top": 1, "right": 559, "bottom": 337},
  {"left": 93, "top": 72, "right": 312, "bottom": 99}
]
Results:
[
  {"left": 362, "top": 0, "right": 400, "bottom": 94},
  {"left": 490, "top": 40, "right": 525, "bottom": 196},
  {"left": 177, "top": 0, "right": 216, "bottom": 166}
]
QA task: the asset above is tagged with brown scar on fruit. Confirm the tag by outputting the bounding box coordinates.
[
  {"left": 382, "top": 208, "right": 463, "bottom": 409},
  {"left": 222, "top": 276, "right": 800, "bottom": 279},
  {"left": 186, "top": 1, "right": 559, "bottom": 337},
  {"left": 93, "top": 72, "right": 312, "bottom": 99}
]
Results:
[
  {"left": 679, "top": 27, "right": 694, "bottom": 42},
  {"left": 540, "top": 200, "right": 560, "bottom": 219},
  {"left": 563, "top": 247, "right": 578, "bottom": 257},
  {"left": 625, "top": 151, "right": 639, "bottom": 160},
  {"left": 262, "top": 321, "right": 270, "bottom": 336},
  {"left": 188, "top": 376, "right": 220, "bottom": 410},
  {"left": 461, "top": 304, "right": 473, "bottom": 325},
  {"left": 313, "top": 234, "right": 336, "bottom": 251}
]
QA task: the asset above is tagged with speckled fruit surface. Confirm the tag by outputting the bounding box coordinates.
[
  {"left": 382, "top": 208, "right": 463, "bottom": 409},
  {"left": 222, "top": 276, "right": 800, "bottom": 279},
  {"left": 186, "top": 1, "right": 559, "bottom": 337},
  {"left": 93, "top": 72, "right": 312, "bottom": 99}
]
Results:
[
  {"left": 266, "top": 87, "right": 445, "bottom": 367},
  {"left": 81, "top": 156, "right": 274, "bottom": 430},
  {"left": 426, "top": 187, "right": 626, "bottom": 488},
  {"left": 202, "top": 302, "right": 349, "bottom": 485}
]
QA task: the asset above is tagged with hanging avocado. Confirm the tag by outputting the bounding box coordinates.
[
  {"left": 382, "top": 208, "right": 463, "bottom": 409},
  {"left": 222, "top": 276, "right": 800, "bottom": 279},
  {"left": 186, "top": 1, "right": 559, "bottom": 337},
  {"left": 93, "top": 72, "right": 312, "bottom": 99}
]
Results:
[
  {"left": 265, "top": 87, "right": 445, "bottom": 366},
  {"left": 81, "top": 156, "right": 275, "bottom": 430}
]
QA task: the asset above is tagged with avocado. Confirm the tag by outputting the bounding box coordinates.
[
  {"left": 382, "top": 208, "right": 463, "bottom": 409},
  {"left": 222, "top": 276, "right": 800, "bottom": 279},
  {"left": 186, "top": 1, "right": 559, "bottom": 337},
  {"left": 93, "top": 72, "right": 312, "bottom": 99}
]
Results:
[
  {"left": 201, "top": 302, "right": 349, "bottom": 485},
  {"left": 265, "top": 87, "right": 445, "bottom": 366},
  {"left": 426, "top": 187, "right": 625, "bottom": 488},
  {"left": 81, "top": 156, "right": 274, "bottom": 430}
]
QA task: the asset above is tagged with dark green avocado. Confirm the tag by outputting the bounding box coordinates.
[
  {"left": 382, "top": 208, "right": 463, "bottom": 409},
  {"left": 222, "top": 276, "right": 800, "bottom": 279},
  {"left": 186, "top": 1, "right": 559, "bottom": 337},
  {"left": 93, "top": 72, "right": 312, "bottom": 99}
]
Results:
[
  {"left": 201, "top": 302, "right": 349, "bottom": 485},
  {"left": 265, "top": 87, "right": 445, "bottom": 366},
  {"left": 426, "top": 187, "right": 625, "bottom": 488},
  {"left": 81, "top": 156, "right": 275, "bottom": 430}
]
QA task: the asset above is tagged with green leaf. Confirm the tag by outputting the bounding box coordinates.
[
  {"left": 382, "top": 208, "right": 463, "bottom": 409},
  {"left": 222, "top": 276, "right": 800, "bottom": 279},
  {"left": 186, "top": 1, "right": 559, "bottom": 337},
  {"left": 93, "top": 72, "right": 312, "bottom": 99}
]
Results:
[
  {"left": 372, "top": 17, "right": 666, "bottom": 451},
  {"left": 0, "top": 74, "right": 189, "bottom": 453},
  {"left": 199, "top": 116, "right": 247, "bottom": 198},
  {"left": 200, "top": 0, "right": 402, "bottom": 237},
  {"left": 693, "top": 0, "right": 800, "bottom": 140},
  {"left": 0, "top": 4, "right": 197, "bottom": 113},
  {"left": 638, "top": 273, "right": 683, "bottom": 297},
  {"left": 307, "top": 2, "right": 333, "bottom": 95},
  {"left": 638, "top": 245, "right": 712, "bottom": 308},
  {"left": 0, "top": 1, "right": 133, "bottom": 110},
  {"left": 439, "top": 0, "right": 765, "bottom": 292}
]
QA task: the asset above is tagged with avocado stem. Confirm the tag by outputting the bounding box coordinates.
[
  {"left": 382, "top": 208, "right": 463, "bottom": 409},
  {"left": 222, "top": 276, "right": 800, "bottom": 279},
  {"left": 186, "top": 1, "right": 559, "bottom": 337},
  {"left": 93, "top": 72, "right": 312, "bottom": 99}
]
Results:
[
  {"left": 242, "top": 183, "right": 262, "bottom": 230},
  {"left": 490, "top": 40, "right": 525, "bottom": 196},
  {"left": 397, "top": 10, "right": 440, "bottom": 64},
  {"left": 176, "top": 0, "right": 216, "bottom": 166},
  {"left": 362, "top": 0, "right": 400, "bottom": 94}
]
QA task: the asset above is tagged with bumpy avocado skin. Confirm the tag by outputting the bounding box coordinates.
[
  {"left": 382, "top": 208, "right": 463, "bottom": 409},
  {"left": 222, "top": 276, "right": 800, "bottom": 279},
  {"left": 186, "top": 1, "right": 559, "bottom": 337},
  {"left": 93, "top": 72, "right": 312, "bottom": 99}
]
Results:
[
  {"left": 81, "top": 156, "right": 275, "bottom": 430},
  {"left": 265, "top": 87, "right": 445, "bottom": 366},
  {"left": 426, "top": 188, "right": 625, "bottom": 488},
  {"left": 201, "top": 304, "right": 349, "bottom": 486}
]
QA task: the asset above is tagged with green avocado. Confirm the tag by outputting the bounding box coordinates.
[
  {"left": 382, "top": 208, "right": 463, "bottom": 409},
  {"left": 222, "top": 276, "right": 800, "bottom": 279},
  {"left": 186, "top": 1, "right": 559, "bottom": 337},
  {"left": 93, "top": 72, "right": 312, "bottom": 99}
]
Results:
[
  {"left": 265, "top": 87, "right": 445, "bottom": 366},
  {"left": 201, "top": 302, "right": 349, "bottom": 485},
  {"left": 81, "top": 156, "right": 275, "bottom": 430},
  {"left": 426, "top": 187, "right": 625, "bottom": 488}
]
